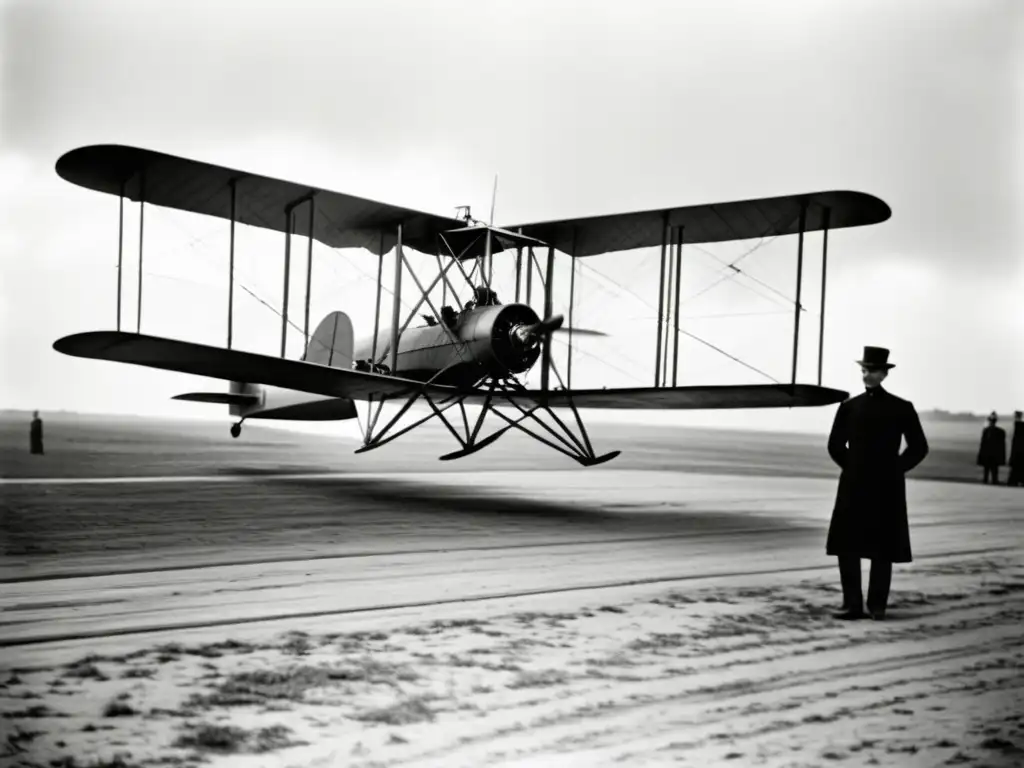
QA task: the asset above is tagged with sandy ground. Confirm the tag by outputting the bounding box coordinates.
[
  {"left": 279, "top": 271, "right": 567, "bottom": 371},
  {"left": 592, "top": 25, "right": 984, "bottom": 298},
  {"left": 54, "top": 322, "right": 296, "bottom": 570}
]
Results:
[
  {"left": 2, "top": 417, "right": 1022, "bottom": 767},
  {"left": 2, "top": 551, "right": 1021, "bottom": 768}
]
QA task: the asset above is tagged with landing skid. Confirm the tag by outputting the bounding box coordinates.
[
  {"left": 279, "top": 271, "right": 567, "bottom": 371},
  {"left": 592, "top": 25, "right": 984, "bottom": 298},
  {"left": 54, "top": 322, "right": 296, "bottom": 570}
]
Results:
[{"left": 354, "top": 378, "right": 618, "bottom": 466}]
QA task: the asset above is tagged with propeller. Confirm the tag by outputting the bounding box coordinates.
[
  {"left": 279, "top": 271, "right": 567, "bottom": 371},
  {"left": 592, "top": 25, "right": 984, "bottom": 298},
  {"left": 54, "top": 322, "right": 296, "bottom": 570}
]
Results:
[
  {"left": 512, "top": 314, "right": 606, "bottom": 349},
  {"left": 509, "top": 313, "right": 606, "bottom": 393}
]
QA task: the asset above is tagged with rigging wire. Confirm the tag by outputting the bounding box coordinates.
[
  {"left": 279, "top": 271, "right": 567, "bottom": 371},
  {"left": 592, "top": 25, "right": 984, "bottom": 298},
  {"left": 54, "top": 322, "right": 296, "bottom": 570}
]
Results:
[
  {"left": 570, "top": 257, "right": 780, "bottom": 383},
  {"left": 140, "top": 203, "right": 807, "bottom": 388}
]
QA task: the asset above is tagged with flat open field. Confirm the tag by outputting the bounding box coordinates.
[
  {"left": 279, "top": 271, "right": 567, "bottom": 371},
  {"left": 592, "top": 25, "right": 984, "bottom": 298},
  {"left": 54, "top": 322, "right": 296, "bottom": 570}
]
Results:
[
  {"left": 1, "top": 412, "right": 1021, "bottom": 767},
  {"left": 0, "top": 409, "right": 993, "bottom": 482}
]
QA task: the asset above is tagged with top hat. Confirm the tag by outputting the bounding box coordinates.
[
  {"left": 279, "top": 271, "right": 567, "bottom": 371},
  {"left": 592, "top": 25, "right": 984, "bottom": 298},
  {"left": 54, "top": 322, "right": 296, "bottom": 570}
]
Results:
[{"left": 856, "top": 346, "right": 895, "bottom": 369}]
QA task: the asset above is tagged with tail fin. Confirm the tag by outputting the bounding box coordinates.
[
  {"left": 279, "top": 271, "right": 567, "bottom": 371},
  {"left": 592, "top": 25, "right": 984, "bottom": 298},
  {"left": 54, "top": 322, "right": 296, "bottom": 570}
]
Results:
[{"left": 302, "top": 311, "right": 354, "bottom": 369}]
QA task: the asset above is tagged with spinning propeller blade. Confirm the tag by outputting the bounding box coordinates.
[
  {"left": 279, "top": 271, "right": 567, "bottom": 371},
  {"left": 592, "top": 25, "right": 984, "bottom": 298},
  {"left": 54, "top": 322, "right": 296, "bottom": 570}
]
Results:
[
  {"left": 517, "top": 314, "right": 607, "bottom": 346},
  {"left": 552, "top": 326, "right": 606, "bottom": 337},
  {"left": 511, "top": 313, "right": 606, "bottom": 393}
]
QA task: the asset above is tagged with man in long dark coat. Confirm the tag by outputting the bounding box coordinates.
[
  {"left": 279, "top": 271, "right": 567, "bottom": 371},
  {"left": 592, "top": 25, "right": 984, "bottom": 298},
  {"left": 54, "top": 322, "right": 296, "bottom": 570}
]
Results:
[
  {"left": 1008, "top": 411, "right": 1024, "bottom": 488},
  {"left": 30, "top": 410, "right": 44, "bottom": 455},
  {"left": 976, "top": 412, "right": 1006, "bottom": 485},
  {"left": 826, "top": 346, "right": 929, "bottom": 621}
]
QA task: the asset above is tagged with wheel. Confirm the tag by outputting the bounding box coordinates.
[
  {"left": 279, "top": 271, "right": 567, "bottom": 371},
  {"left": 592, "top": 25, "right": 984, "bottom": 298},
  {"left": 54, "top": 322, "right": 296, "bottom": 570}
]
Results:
[{"left": 230, "top": 423, "right": 242, "bottom": 438}]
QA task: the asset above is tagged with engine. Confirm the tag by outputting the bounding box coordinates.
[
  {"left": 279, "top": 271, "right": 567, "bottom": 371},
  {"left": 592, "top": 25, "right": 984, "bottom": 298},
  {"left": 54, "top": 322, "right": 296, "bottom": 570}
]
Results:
[{"left": 385, "top": 303, "right": 544, "bottom": 386}]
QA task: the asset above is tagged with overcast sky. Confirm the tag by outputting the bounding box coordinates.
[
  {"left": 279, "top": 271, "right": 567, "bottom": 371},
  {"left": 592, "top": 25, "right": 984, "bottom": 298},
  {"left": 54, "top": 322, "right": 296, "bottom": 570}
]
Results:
[{"left": 1, "top": 0, "right": 1021, "bottom": 436}]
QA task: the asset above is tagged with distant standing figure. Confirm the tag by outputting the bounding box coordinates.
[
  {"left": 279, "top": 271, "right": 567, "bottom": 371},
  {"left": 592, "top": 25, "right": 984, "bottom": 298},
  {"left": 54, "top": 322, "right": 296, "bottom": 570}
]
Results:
[
  {"left": 826, "top": 347, "right": 929, "bottom": 621},
  {"left": 976, "top": 411, "right": 1006, "bottom": 485},
  {"left": 1008, "top": 411, "right": 1024, "bottom": 488},
  {"left": 30, "top": 410, "right": 44, "bottom": 455}
]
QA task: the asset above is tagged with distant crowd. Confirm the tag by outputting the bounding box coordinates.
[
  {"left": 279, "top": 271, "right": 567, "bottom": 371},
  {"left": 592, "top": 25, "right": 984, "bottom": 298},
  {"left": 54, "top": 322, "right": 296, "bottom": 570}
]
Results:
[{"left": 977, "top": 411, "right": 1023, "bottom": 487}]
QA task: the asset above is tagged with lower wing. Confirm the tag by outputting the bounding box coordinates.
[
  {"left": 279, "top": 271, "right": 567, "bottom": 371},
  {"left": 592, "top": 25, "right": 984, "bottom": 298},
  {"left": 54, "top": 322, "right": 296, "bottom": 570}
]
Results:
[
  {"left": 55, "top": 331, "right": 846, "bottom": 409},
  {"left": 54, "top": 331, "right": 448, "bottom": 401}
]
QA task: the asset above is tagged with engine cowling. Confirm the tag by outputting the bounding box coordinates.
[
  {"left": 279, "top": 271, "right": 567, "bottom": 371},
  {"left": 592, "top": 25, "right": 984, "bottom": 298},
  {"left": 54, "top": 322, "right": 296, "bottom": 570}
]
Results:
[{"left": 384, "top": 303, "right": 543, "bottom": 386}]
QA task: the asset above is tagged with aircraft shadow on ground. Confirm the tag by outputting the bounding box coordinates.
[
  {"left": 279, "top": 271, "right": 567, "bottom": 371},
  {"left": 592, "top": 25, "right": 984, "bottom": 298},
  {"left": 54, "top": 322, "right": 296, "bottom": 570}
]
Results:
[{"left": 230, "top": 468, "right": 817, "bottom": 539}]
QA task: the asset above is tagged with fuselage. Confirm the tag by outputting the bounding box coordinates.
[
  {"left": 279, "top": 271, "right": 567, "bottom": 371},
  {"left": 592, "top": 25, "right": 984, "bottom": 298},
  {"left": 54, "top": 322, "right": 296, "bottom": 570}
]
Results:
[
  {"left": 234, "top": 302, "right": 542, "bottom": 422},
  {"left": 354, "top": 302, "right": 542, "bottom": 387}
]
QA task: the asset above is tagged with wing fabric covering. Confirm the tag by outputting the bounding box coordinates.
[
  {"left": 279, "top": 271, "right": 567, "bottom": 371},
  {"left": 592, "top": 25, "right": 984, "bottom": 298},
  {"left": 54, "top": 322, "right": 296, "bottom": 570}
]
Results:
[
  {"left": 54, "top": 331, "right": 846, "bottom": 410},
  {"left": 55, "top": 145, "right": 465, "bottom": 256},
  {"left": 520, "top": 385, "right": 848, "bottom": 409},
  {"left": 507, "top": 190, "right": 892, "bottom": 257},
  {"left": 56, "top": 145, "right": 890, "bottom": 258}
]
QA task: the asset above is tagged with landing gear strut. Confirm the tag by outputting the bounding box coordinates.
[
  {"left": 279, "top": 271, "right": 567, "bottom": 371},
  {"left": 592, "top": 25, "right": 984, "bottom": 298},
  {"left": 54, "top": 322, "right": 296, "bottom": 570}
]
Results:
[{"left": 230, "top": 421, "right": 242, "bottom": 438}]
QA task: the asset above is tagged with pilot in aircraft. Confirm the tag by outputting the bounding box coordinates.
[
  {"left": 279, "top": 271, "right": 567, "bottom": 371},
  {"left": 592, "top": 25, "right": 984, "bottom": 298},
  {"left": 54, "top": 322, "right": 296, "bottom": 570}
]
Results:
[
  {"left": 440, "top": 304, "right": 459, "bottom": 329},
  {"left": 465, "top": 284, "right": 499, "bottom": 310}
]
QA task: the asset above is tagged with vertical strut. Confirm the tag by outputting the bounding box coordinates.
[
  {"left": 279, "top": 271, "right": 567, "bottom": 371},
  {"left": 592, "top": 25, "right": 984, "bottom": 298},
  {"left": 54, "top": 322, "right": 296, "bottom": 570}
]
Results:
[
  {"left": 515, "top": 246, "right": 522, "bottom": 303},
  {"left": 389, "top": 224, "right": 403, "bottom": 374},
  {"left": 371, "top": 231, "right": 384, "bottom": 363},
  {"left": 661, "top": 225, "right": 674, "bottom": 386},
  {"left": 790, "top": 199, "right": 808, "bottom": 386},
  {"left": 227, "top": 179, "right": 236, "bottom": 349},
  {"left": 654, "top": 213, "right": 668, "bottom": 387},
  {"left": 672, "top": 225, "right": 683, "bottom": 387},
  {"left": 526, "top": 246, "right": 534, "bottom": 307},
  {"left": 818, "top": 207, "right": 831, "bottom": 386},
  {"left": 304, "top": 197, "right": 315, "bottom": 349},
  {"left": 541, "top": 245, "right": 555, "bottom": 392},
  {"left": 485, "top": 228, "right": 493, "bottom": 286},
  {"left": 442, "top": 238, "right": 449, "bottom": 308},
  {"left": 568, "top": 229, "right": 577, "bottom": 389},
  {"left": 116, "top": 183, "right": 124, "bottom": 332},
  {"left": 136, "top": 173, "right": 145, "bottom": 333},
  {"left": 280, "top": 209, "right": 293, "bottom": 358}
]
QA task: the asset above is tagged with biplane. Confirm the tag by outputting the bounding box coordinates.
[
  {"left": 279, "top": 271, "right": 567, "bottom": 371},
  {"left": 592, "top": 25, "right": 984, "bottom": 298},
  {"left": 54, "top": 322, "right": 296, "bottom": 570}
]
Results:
[{"left": 52, "top": 145, "right": 891, "bottom": 465}]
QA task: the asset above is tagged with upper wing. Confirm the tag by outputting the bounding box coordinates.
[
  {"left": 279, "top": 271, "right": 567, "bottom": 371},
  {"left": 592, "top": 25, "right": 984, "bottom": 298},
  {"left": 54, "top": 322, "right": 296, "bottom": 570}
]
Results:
[
  {"left": 504, "top": 190, "right": 891, "bottom": 257},
  {"left": 55, "top": 145, "right": 466, "bottom": 256}
]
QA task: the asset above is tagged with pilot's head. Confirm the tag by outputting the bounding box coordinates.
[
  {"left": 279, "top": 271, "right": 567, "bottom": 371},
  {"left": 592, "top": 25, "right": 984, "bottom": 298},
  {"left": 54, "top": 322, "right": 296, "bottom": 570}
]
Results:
[{"left": 988, "top": 411, "right": 998, "bottom": 424}]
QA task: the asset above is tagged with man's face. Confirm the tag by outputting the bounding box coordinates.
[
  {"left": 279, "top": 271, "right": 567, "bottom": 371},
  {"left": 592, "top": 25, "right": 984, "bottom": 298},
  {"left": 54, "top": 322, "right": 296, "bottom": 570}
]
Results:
[{"left": 861, "top": 365, "right": 888, "bottom": 388}]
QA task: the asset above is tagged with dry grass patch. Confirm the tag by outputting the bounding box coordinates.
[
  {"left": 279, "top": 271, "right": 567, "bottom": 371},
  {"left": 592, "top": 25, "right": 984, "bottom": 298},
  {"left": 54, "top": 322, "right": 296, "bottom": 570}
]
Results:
[
  {"left": 188, "top": 657, "right": 419, "bottom": 708},
  {"left": 351, "top": 695, "right": 437, "bottom": 725},
  {"left": 173, "top": 721, "right": 301, "bottom": 754},
  {"left": 507, "top": 669, "right": 569, "bottom": 689}
]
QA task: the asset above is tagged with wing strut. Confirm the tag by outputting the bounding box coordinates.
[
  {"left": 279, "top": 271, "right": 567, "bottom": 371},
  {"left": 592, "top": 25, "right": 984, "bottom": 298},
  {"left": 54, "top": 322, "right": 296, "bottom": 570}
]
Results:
[
  {"left": 281, "top": 208, "right": 292, "bottom": 358},
  {"left": 227, "top": 179, "right": 237, "bottom": 348},
  {"left": 672, "top": 226, "right": 684, "bottom": 387},
  {"left": 137, "top": 173, "right": 145, "bottom": 333},
  {"left": 389, "top": 223, "right": 403, "bottom": 373},
  {"left": 654, "top": 213, "right": 668, "bottom": 387},
  {"left": 817, "top": 207, "right": 831, "bottom": 385},
  {"left": 117, "top": 182, "right": 125, "bottom": 332},
  {"left": 790, "top": 199, "right": 808, "bottom": 385},
  {"left": 541, "top": 245, "right": 555, "bottom": 391},
  {"left": 303, "top": 196, "right": 316, "bottom": 347},
  {"left": 567, "top": 227, "right": 577, "bottom": 389}
]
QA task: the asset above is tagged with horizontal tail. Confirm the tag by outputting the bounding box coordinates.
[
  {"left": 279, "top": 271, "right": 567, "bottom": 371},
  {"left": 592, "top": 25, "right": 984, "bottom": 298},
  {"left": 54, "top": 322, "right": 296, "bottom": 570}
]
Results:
[{"left": 171, "top": 392, "right": 259, "bottom": 405}]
